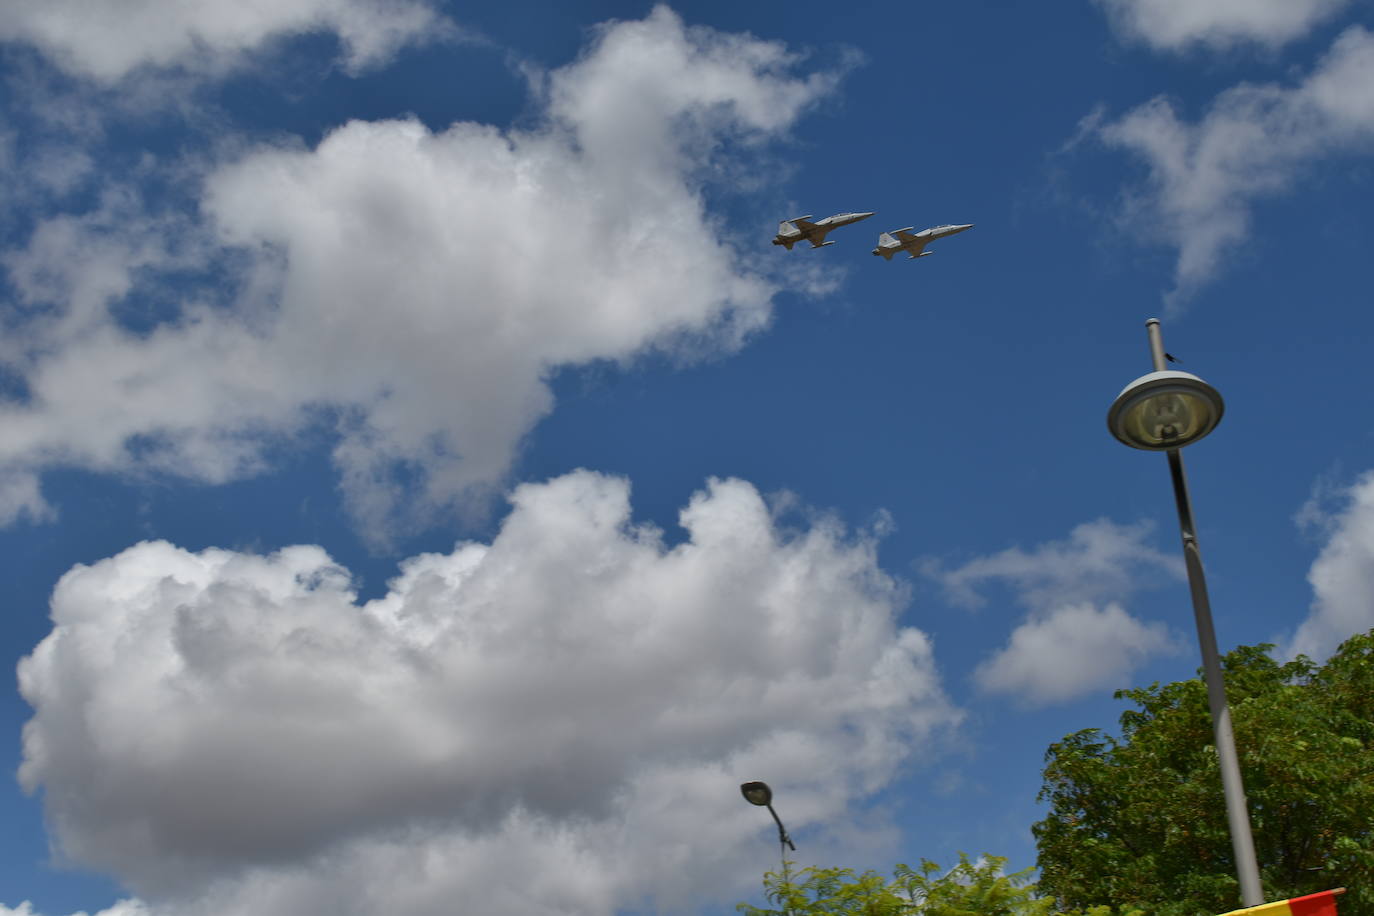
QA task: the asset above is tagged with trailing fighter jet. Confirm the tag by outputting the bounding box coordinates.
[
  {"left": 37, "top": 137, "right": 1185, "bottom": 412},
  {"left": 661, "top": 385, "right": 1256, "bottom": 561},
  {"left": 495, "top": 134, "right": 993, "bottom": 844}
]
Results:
[
  {"left": 872, "top": 223, "right": 974, "bottom": 260},
  {"left": 772, "top": 211, "right": 874, "bottom": 250}
]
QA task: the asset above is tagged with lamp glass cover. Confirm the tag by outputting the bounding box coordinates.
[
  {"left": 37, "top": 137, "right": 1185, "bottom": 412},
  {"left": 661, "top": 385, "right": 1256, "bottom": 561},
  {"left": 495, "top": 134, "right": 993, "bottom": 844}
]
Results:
[
  {"left": 740, "top": 782, "right": 772, "bottom": 807},
  {"left": 1117, "top": 387, "right": 1215, "bottom": 449}
]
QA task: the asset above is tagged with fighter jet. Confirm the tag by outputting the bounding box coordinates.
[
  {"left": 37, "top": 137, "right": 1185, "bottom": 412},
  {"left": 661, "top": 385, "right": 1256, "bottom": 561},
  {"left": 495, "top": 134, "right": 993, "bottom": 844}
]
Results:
[
  {"left": 773, "top": 212, "right": 874, "bottom": 250},
  {"left": 872, "top": 223, "right": 974, "bottom": 260}
]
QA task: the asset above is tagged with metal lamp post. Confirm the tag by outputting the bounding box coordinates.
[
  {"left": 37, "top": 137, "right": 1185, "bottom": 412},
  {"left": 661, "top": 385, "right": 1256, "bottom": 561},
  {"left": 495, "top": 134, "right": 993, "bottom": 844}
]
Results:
[
  {"left": 1107, "top": 318, "right": 1263, "bottom": 908},
  {"left": 741, "top": 780, "right": 796, "bottom": 914}
]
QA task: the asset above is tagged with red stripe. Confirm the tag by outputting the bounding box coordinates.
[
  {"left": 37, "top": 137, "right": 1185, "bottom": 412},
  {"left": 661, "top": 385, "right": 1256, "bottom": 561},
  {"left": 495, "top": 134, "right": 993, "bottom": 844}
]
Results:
[{"left": 1287, "top": 891, "right": 1339, "bottom": 916}]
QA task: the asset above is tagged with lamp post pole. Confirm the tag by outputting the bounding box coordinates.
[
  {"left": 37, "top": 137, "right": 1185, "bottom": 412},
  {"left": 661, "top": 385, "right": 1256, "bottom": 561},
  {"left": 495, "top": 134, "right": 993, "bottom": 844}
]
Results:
[
  {"left": 741, "top": 782, "right": 796, "bottom": 913},
  {"left": 1143, "top": 318, "right": 1264, "bottom": 908},
  {"left": 766, "top": 800, "right": 796, "bottom": 872}
]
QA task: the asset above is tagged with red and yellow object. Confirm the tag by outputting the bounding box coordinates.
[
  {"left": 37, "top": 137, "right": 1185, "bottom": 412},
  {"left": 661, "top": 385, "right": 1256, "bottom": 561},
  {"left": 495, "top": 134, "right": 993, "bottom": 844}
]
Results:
[{"left": 1218, "top": 888, "right": 1344, "bottom": 916}]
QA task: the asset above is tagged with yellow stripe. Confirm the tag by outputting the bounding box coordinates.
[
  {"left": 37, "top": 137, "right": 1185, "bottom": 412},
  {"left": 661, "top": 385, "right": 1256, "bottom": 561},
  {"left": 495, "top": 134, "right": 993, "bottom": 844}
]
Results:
[{"left": 1216, "top": 901, "right": 1294, "bottom": 916}]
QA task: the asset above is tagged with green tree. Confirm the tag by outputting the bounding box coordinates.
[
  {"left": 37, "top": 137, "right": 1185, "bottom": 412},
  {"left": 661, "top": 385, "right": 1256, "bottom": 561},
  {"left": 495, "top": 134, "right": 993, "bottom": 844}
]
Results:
[
  {"left": 737, "top": 853, "right": 1060, "bottom": 915},
  {"left": 1034, "top": 631, "right": 1374, "bottom": 916}
]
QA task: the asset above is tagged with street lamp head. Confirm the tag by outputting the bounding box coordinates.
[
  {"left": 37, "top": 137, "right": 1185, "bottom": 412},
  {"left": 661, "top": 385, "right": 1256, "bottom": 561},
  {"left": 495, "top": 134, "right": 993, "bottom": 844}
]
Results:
[
  {"left": 740, "top": 781, "right": 773, "bottom": 807},
  {"left": 1108, "top": 369, "right": 1224, "bottom": 451}
]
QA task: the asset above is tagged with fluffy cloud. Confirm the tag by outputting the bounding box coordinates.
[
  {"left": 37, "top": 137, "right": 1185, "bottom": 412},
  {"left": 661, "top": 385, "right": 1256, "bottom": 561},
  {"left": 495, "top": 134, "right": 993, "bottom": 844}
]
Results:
[
  {"left": 926, "top": 519, "right": 1182, "bottom": 706},
  {"left": 0, "top": 903, "right": 146, "bottom": 916},
  {"left": 1286, "top": 471, "right": 1374, "bottom": 661},
  {"left": 0, "top": 469, "right": 53, "bottom": 527},
  {"left": 974, "top": 602, "right": 1178, "bottom": 706},
  {"left": 0, "top": 7, "right": 839, "bottom": 538},
  {"left": 923, "top": 518, "right": 1180, "bottom": 611},
  {"left": 18, "top": 471, "right": 958, "bottom": 913},
  {"left": 1095, "top": 0, "right": 1351, "bottom": 51},
  {"left": 0, "top": 0, "right": 449, "bottom": 82},
  {"left": 1096, "top": 26, "right": 1374, "bottom": 304}
]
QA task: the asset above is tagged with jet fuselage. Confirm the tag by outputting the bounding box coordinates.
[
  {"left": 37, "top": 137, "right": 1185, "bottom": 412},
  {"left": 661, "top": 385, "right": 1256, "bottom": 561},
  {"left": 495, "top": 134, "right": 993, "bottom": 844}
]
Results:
[
  {"left": 872, "top": 223, "right": 974, "bottom": 260},
  {"left": 773, "top": 211, "right": 874, "bottom": 249}
]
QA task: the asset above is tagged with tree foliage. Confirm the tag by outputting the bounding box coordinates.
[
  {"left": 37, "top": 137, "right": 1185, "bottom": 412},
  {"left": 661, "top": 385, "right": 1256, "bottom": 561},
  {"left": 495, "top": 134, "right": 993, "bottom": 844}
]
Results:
[
  {"left": 736, "top": 853, "right": 1135, "bottom": 916},
  {"left": 1034, "top": 631, "right": 1374, "bottom": 916}
]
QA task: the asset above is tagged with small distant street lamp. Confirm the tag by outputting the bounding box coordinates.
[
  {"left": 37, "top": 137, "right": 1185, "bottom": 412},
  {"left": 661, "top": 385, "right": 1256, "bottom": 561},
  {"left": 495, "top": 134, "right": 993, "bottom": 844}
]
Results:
[
  {"left": 1107, "top": 318, "right": 1263, "bottom": 909},
  {"left": 741, "top": 781, "right": 795, "bottom": 867}
]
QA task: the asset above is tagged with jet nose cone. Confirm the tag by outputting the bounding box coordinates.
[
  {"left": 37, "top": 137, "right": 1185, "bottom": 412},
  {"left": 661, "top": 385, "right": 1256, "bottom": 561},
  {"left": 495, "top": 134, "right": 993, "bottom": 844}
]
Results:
[
  {"left": 955, "top": 223, "right": 974, "bottom": 231},
  {"left": 853, "top": 212, "right": 876, "bottom": 221}
]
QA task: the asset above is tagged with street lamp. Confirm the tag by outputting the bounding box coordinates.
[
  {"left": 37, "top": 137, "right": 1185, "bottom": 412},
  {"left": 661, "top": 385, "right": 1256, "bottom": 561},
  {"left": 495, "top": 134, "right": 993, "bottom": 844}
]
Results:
[
  {"left": 1107, "top": 370, "right": 1224, "bottom": 450},
  {"left": 1107, "top": 318, "right": 1263, "bottom": 908},
  {"left": 741, "top": 780, "right": 796, "bottom": 887}
]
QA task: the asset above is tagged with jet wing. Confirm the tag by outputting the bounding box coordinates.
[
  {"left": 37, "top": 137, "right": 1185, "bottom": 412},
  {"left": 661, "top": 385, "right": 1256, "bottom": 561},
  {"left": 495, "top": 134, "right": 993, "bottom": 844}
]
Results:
[
  {"left": 894, "top": 230, "right": 921, "bottom": 242},
  {"left": 806, "top": 230, "right": 833, "bottom": 248},
  {"left": 896, "top": 232, "right": 928, "bottom": 256}
]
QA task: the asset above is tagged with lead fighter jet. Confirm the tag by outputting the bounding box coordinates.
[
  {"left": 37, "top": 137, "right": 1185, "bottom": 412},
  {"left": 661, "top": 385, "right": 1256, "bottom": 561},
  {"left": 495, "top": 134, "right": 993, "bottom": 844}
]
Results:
[
  {"left": 773, "top": 211, "right": 874, "bottom": 250},
  {"left": 872, "top": 223, "right": 974, "bottom": 260}
]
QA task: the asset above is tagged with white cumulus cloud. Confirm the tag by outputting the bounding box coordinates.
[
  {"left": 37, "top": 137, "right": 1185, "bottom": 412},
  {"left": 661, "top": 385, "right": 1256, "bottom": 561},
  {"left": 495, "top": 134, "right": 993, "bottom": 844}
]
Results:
[
  {"left": 923, "top": 518, "right": 1180, "bottom": 611},
  {"left": 1286, "top": 471, "right": 1374, "bottom": 661},
  {"left": 1095, "top": 26, "right": 1374, "bottom": 305},
  {"left": 0, "top": 902, "right": 146, "bottom": 916},
  {"left": 0, "top": 0, "right": 450, "bottom": 82},
  {"left": 926, "top": 519, "right": 1183, "bottom": 705},
  {"left": 974, "top": 602, "right": 1179, "bottom": 706},
  {"left": 0, "top": 7, "right": 841, "bottom": 538},
  {"left": 18, "top": 471, "right": 958, "bottom": 914},
  {"left": 1095, "top": 0, "right": 1351, "bottom": 51}
]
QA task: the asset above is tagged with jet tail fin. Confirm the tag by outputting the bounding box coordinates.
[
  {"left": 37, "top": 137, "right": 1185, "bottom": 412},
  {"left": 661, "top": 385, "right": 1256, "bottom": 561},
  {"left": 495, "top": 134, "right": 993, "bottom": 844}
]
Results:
[{"left": 878, "top": 232, "right": 897, "bottom": 246}]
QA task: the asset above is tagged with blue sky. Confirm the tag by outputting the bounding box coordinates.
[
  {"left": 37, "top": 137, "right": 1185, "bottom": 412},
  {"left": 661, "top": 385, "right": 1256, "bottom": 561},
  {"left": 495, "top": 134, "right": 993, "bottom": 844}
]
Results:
[{"left": 2, "top": 1, "right": 1374, "bottom": 914}]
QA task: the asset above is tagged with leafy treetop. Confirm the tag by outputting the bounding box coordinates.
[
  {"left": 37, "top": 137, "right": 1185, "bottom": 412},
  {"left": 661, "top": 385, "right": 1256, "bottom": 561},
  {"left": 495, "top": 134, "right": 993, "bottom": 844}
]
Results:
[
  {"left": 737, "top": 853, "right": 1141, "bottom": 916},
  {"left": 1034, "top": 631, "right": 1374, "bottom": 916}
]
